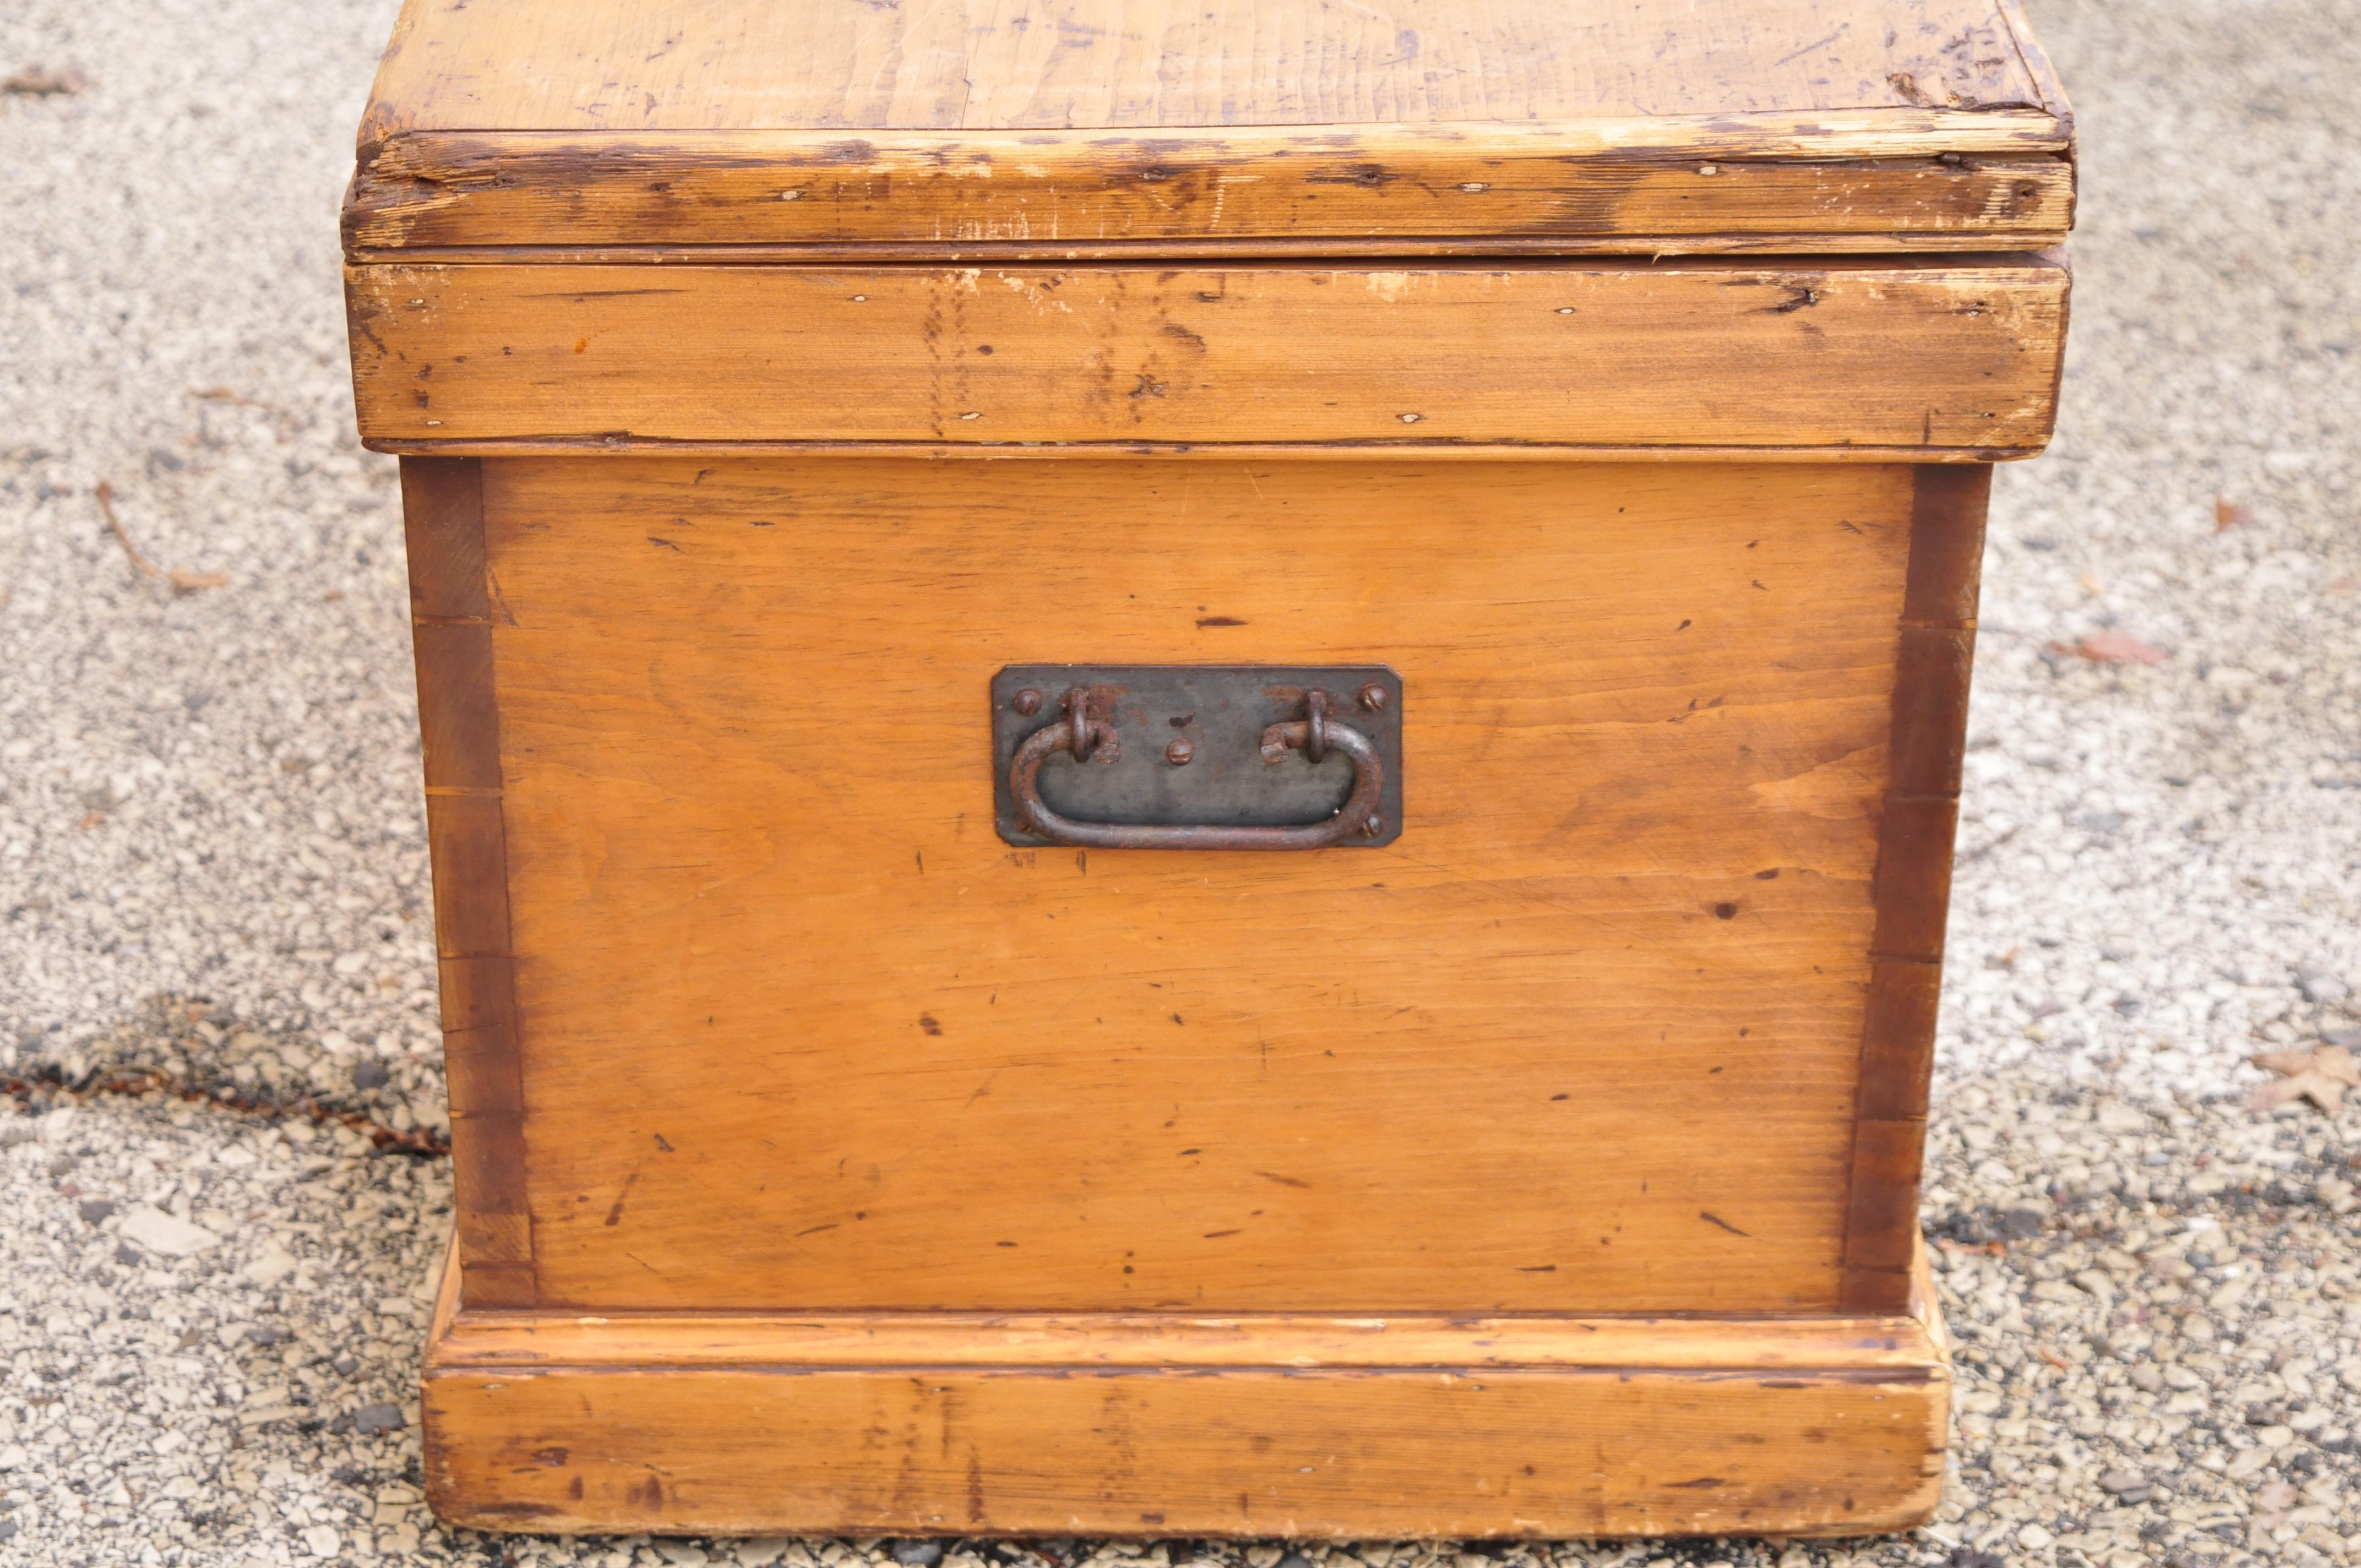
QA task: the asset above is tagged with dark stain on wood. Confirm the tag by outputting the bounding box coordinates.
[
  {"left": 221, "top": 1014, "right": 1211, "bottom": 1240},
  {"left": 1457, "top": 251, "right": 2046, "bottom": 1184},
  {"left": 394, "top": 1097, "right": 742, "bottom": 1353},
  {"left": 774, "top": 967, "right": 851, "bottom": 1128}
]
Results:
[
  {"left": 1840, "top": 462, "right": 1989, "bottom": 1312},
  {"left": 402, "top": 456, "right": 534, "bottom": 1310}
]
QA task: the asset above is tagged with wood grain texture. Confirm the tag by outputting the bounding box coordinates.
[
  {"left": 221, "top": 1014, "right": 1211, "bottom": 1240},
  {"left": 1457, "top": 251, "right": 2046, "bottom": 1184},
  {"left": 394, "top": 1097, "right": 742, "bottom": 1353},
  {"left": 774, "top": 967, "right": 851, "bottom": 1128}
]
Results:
[
  {"left": 430, "top": 1308, "right": 1945, "bottom": 1373},
  {"left": 472, "top": 456, "right": 1927, "bottom": 1314},
  {"left": 361, "top": 0, "right": 2060, "bottom": 135},
  {"left": 349, "top": 259, "right": 2068, "bottom": 454},
  {"left": 361, "top": 0, "right": 2028, "bottom": 1532},
  {"left": 345, "top": 127, "right": 2073, "bottom": 256},
  {"left": 415, "top": 1244, "right": 1951, "bottom": 1537},
  {"left": 426, "top": 1366, "right": 1947, "bottom": 1537},
  {"left": 349, "top": 0, "right": 2071, "bottom": 252},
  {"left": 401, "top": 457, "right": 535, "bottom": 1309},
  {"left": 1840, "top": 464, "right": 1986, "bottom": 1311}
]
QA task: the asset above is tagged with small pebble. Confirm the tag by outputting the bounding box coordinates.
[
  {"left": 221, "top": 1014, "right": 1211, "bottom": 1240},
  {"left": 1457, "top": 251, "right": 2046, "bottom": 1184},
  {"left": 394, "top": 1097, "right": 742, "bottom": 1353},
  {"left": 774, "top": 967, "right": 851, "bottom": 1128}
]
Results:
[{"left": 2299, "top": 973, "right": 2351, "bottom": 1005}]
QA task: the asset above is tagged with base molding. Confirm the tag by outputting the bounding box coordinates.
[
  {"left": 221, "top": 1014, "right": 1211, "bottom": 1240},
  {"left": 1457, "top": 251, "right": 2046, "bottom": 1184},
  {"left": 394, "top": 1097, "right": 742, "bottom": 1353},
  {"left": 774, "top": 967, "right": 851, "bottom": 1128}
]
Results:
[{"left": 421, "top": 1251, "right": 1950, "bottom": 1538}]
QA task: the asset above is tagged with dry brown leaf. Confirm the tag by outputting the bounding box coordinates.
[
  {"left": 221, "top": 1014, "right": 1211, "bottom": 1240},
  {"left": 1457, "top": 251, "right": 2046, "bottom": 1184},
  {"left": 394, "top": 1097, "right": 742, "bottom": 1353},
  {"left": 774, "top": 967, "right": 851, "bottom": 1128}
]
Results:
[
  {"left": 168, "top": 569, "right": 229, "bottom": 595},
  {"left": 2, "top": 66, "right": 86, "bottom": 95},
  {"left": 2248, "top": 1044, "right": 2359, "bottom": 1113},
  {"left": 2213, "top": 497, "right": 2254, "bottom": 532},
  {"left": 2055, "top": 630, "right": 2168, "bottom": 666},
  {"left": 2249, "top": 1074, "right": 2344, "bottom": 1113},
  {"left": 2254, "top": 1044, "right": 2358, "bottom": 1082}
]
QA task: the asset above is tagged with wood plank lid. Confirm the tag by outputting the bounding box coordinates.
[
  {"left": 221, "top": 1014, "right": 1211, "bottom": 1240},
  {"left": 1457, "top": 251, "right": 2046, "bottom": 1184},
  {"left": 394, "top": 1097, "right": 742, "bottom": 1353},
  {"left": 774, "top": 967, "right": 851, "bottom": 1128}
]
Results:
[{"left": 346, "top": 0, "right": 2075, "bottom": 260}]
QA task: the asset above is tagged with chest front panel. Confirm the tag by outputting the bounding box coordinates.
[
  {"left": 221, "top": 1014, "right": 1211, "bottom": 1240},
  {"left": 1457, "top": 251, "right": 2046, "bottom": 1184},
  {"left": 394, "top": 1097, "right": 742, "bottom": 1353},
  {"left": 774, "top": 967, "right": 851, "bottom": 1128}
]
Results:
[
  {"left": 472, "top": 456, "right": 1916, "bottom": 1313},
  {"left": 359, "top": 0, "right": 2067, "bottom": 1532}
]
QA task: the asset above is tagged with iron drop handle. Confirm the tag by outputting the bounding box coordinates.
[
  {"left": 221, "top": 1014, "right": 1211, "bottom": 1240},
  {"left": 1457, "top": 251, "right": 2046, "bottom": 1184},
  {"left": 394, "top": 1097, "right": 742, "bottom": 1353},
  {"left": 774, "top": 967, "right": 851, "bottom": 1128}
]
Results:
[{"left": 1009, "top": 688, "right": 1385, "bottom": 851}]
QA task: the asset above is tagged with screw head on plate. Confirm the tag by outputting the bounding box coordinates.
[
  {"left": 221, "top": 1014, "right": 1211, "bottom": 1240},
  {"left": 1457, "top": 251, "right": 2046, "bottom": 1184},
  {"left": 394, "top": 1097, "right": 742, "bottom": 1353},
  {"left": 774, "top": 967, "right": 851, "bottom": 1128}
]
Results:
[
  {"left": 1012, "top": 688, "right": 1042, "bottom": 716},
  {"left": 1357, "top": 682, "right": 1390, "bottom": 714},
  {"left": 1165, "top": 738, "right": 1195, "bottom": 766}
]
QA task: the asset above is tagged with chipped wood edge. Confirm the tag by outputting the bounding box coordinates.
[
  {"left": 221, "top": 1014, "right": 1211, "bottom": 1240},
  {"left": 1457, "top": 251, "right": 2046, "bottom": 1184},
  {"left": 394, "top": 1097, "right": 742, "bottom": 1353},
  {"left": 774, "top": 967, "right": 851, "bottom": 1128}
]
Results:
[
  {"left": 1992, "top": 0, "right": 2076, "bottom": 235},
  {"left": 427, "top": 1224, "right": 463, "bottom": 1342},
  {"left": 1908, "top": 1232, "right": 1951, "bottom": 1359},
  {"left": 1993, "top": 0, "right": 2077, "bottom": 143},
  {"left": 344, "top": 118, "right": 2072, "bottom": 255},
  {"left": 401, "top": 455, "right": 535, "bottom": 1310},
  {"left": 1841, "top": 464, "right": 1990, "bottom": 1313},
  {"left": 352, "top": 0, "right": 426, "bottom": 149}
]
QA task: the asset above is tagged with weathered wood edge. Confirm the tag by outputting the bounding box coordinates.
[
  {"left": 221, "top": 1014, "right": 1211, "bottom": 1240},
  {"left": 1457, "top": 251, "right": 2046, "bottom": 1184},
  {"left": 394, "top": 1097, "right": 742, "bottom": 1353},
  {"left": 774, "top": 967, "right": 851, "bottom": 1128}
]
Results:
[
  {"left": 1840, "top": 464, "right": 1989, "bottom": 1312},
  {"left": 355, "top": 0, "right": 423, "bottom": 149},
  {"left": 355, "top": 108, "right": 2071, "bottom": 166},
  {"left": 1992, "top": 1, "right": 2077, "bottom": 235},
  {"left": 1907, "top": 1233, "right": 1950, "bottom": 1357},
  {"left": 401, "top": 456, "right": 535, "bottom": 1310},
  {"left": 345, "top": 118, "right": 2072, "bottom": 255},
  {"left": 362, "top": 439, "right": 2032, "bottom": 464},
  {"left": 348, "top": 231, "right": 2079, "bottom": 267},
  {"left": 1994, "top": 0, "right": 2077, "bottom": 141},
  {"left": 425, "top": 1304, "right": 1946, "bottom": 1373}
]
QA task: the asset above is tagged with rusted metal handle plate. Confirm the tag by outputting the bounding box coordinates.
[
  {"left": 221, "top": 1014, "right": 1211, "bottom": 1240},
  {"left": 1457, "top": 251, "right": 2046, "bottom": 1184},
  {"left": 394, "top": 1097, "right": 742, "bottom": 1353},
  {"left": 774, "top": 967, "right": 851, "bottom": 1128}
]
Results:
[{"left": 991, "top": 665, "right": 1402, "bottom": 850}]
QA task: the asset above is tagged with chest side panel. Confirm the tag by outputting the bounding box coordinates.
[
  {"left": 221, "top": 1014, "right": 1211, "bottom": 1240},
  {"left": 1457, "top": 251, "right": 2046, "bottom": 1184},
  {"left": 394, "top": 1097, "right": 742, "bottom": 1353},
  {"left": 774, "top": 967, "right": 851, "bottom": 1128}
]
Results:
[{"left": 476, "top": 457, "right": 1919, "bottom": 1313}]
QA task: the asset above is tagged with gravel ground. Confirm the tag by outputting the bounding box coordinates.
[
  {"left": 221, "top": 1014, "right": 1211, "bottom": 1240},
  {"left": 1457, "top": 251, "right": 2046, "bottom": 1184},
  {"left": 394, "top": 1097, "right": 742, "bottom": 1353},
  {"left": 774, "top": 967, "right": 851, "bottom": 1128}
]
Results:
[{"left": 2, "top": 1, "right": 2358, "bottom": 1565}]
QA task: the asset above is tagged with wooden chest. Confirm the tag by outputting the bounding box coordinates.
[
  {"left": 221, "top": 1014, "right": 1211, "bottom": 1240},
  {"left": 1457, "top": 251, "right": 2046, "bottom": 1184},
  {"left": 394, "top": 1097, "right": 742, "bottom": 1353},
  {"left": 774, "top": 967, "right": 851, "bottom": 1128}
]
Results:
[{"left": 345, "top": 0, "right": 2073, "bottom": 1539}]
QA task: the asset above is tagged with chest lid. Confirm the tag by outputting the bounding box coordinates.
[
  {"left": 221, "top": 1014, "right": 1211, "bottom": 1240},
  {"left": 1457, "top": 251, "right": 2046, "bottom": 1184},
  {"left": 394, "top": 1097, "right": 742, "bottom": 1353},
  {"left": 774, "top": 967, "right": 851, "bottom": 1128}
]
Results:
[{"left": 346, "top": 0, "right": 2073, "bottom": 259}]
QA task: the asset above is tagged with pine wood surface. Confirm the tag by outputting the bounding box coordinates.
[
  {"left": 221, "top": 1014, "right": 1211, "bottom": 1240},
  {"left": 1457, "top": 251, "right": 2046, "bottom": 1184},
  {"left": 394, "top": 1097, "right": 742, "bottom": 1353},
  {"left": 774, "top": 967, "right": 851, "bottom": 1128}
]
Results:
[
  {"left": 349, "top": 258, "right": 2068, "bottom": 454},
  {"left": 363, "top": 0, "right": 2057, "bottom": 134},
  {"left": 414, "top": 1239, "right": 1951, "bottom": 1536},
  {"left": 423, "top": 1365, "right": 1948, "bottom": 1537},
  {"left": 428, "top": 1310, "right": 1941, "bottom": 1372},
  {"left": 347, "top": 0, "right": 2072, "bottom": 253},
  {"left": 358, "top": 0, "right": 2047, "bottom": 1536},
  {"left": 1841, "top": 465, "right": 1983, "bottom": 1309},
  {"left": 439, "top": 456, "right": 1940, "bottom": 1315},
  {"left": 400, "top": 458, "right": 535, "bottom": 1308},
  {"left": 345, "top": 126, "right": 2073, "bottom": 257}
]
